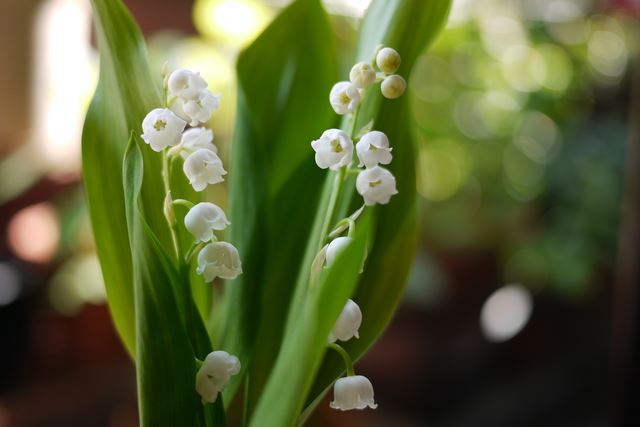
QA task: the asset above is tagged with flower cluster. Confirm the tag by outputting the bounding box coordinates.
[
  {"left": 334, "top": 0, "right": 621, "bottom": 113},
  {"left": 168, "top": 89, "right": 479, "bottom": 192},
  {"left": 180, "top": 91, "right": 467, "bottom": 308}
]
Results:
[
  {"left": 140, "top": 66, "right": 241, "bottom": 404},
  {"left": 312, "top": 46, "right": 408, "bottom": 412}
]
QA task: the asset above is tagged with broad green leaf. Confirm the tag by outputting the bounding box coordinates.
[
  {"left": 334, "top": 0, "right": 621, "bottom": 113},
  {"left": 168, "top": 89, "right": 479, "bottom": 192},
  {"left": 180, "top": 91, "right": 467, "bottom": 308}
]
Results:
[
  {"left": 220, "top": 0, "right": 337, "bottom": 409},
  {"left": 304, "top": 0, "right": 452, "bottom": 409},
  {"left": 249, "top": 212, "right": 373, "bottom": 427},
  {"left": 82, "top": 0, "right": 171, "bottom": 356},
  {"left": 123, "top": 135, "right": 222, "bottom": 427}
]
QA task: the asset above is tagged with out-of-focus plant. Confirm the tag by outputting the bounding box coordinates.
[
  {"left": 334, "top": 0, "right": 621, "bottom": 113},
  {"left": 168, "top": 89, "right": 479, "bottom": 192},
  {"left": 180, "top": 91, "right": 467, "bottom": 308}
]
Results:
[
  {"left": 409, "top": 0, "right": 635, "bottom": 297},
  {"left": 81, "top": 0, "right": 451, "bottom": 425}
]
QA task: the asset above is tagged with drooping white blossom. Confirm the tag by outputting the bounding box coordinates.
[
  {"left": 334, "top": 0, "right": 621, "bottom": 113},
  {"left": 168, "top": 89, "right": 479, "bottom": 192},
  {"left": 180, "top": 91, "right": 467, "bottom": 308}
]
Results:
[
  {"left": 168, "top": 69, "right": 208, "bottom": 101},
  {"left": 141, "top": 108, "right": 186, "bottom": 152},
  {"left": 183, "top": 148, "right": 227, "bottom": 192},
  {"left": 184, "top": 202, "right": 230, "bottom": 243},
  {"left": 177, "top": 127, "right": 217, "bottom": 158},
  {"left": 376, "top": 47, "right": 401, "bottom": 74},
  {"left": 355, "top": 131, "right": 393, "bottom": 168},
  {"left": 329, "top": 299, "right": 362, "bottom": 343},
  {"left": 349, "top": 62, "right": 376, "bottom": 89},
  {"left": 196, "top": 350, "right": 241, "bottom": 403},
  {"left": 311, "top": 129, "right": 353, "bottom": 171},
  {"left": 356, "top": 166, "right": 398, "bottom": 206},
  {"left": 329, "top": 81, "right": 361, "bottom": 115},
  {"left": 197, "top": 241, "right": 242, "bottom": 282},
  {"left": 325, "top": 236, "right": 352, "bottom": 268},
  {"left": 330, "top": 375, "right": 378, "bottom": 411},
  {"left": 380, "top": 75, "right": 406, "bottom": 99},
  {"left": 182, "top": 90, "right": 220, "bottom": 126}
]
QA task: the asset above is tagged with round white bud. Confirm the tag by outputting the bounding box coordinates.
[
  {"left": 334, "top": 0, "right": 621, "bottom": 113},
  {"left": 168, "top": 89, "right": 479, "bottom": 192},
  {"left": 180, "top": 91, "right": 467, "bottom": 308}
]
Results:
[
  {"left": 329, "top": 298, "right": 362, "bottom": 343},
  {"left": 196, "top": 350, "right": 241, "bottom": 403},
  {"left": 380, "top": 75, "right": 406, "bottom": 99},
  {"left": 349, "top": 62, "right": 376, "bottom": 89},
  {"left": 376, "top": 47, "right": 401, "bottom": 74}
]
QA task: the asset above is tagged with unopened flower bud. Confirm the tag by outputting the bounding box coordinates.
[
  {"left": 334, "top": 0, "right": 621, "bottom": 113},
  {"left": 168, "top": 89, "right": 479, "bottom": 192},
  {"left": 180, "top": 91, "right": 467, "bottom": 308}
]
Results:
[
  {"left": 355, "top": 131, "right": 392, "bottom": 168},
  {"left": 163, "top": 192, "right": 176, "bottom": 226},
  {"left": 349, "top": 62, "right": 376, "bottom": 89},
  {"left": 183, "top": 148, "right": 226, "bottom": 192},
  {"left": 196, "top": 351, "right": 241, "bottom": 403},
  {"left": 184, "top": 202, "right": 230, "bottom": 243},
  {"left": 330, "top": 375, "right": 377, "bottom": 411},
  {"left": 196, "top": 241, "right": 242, "bottom": 282},
  {"left": 356, "top": 166, "right": 398, "bottom": 205},
  {"left": 325, "top": 236, "right": 352, "bottom": 268},
  {"left": 329, "top": 299, "right": 362, "bottom": 343},
  {"left": 311, "top": 129, "right": 353, "bottom": 171},
  {"left": 380, "top": 75, "right": 406, "bottom": 99},
  {"left": 376, "top": 47, "right": 401, "bottom": 74}
]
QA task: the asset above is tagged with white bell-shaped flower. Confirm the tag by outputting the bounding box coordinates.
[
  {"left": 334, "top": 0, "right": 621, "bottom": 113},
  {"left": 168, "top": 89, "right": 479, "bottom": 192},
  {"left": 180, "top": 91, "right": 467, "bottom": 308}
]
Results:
[
  {"left": 329, "top": 81, "right": 360, "bottom": 115},
  {"left": 381, "top": 75, "right": 406, "bottom": 99},
  {"left": 356, "top": 166, "right": 398, "bottom": 206},
  {"left": 376, "top": 47, "right": 401, "bottom": 74},
  {"left": 183, "top": 148, "right": 227, "bottom": 192},
  {"left": 325, "top": 236, "right": 352, "bottom": 268},
  {"left": 197, "top": 241, "right": 242, "bottom": 282},
  {"left": 355, "top": 131, "right": 393, "bottom": 168},
  {"left": 196, "top": 350, "right": 241, "bottom": 403},
  {"left": 349, "top": 62, "right": 376, "bottom": 89},
  {"left": 168, "top": 69, "right": 208, "bottom": 101},
  {"left": 182, "top": 90, "right": 220, "bottom": 126},
  {"left": 177, "top": 127, "right": 217, "bottom": 158},
  {"left": 330, "top": 375, "right": 378, "bottom": 411},
  {"left": 141, "top": 108, "right": 186, "bottom": 152},
  {"left": 329, "top": 299, "right": 362, "bottom": 343},
  {"left": 311, "top": 129, "right": 353, "bottom": 171},
  {"left": 184, "top": 202, "right": 230, "bottom": 243}
]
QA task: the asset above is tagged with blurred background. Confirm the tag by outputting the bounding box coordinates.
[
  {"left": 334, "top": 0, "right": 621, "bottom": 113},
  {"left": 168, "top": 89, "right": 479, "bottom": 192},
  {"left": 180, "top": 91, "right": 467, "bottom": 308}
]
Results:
[{"left": 1, "top": 0, "right": 639, "bottom": 425}]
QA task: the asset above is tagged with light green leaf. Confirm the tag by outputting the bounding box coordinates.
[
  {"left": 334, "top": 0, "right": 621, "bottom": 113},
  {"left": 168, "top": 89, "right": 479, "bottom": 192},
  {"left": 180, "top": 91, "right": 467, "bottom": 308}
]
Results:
[
  {"left": 83, "top": 0, "right": 172, "bottom": 356},
  {"left": 220, "top": 0, "right": 337, "bottom": 410},
  {"left": 249, "top": 212, "right": 373, "bottom": 427}
]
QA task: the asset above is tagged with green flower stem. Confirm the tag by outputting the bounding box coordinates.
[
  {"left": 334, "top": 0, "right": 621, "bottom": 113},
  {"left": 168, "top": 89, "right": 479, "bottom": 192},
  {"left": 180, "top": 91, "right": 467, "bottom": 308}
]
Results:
[
  {"left": 162, "top": 151, "right": 181, "bottom": 261},
  {"left": 172, "top": 198, "right": 195, "bottom": 209},
  {"left": 317, "top": 105, "right": 362, "bottom": 250},
  {"left": 161, "top": 149, "right": 196, "bottom": 349},
  {"left": 317, "top": 166, "right": 346, "bottom": 251},
  {"left": 328, "top": 342, "right": 355, "bottom": 377}
]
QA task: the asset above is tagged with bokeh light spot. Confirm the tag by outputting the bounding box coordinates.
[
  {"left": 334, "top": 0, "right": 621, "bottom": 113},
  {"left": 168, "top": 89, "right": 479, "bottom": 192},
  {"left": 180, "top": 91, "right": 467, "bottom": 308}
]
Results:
[
  {"left": 417, "top": 138, "right": 470, "bottom": 201},
  {"left": 481, "top": 284, "right": 533, "bottom": 343},
  {"left": 193, "top": 0, "right": 270, "bottom": 46},
  {"left": 7, "top": 203, "right": 60, "bottom": 263}
]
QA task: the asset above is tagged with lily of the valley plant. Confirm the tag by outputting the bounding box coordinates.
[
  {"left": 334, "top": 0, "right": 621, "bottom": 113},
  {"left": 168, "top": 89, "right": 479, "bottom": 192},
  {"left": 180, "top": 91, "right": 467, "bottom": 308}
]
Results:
[{"left": 82, "top": 0, "right": 451, "bottom": 426}]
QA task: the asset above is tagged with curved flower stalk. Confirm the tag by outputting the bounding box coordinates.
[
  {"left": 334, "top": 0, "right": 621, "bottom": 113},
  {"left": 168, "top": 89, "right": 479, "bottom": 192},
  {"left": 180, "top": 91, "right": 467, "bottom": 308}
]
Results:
[
  {"left": 140, "top": 65, "right": 242, "bottom": 403},
  {"left": 309, "top": 44, "right": 408, "bottom": 412}
]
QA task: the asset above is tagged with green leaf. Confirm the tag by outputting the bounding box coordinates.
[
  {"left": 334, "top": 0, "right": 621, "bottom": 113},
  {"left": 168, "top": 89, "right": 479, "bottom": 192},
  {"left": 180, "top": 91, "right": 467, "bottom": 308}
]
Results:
[
  {"left": 123, "top": 134, "right": 223, "bottom": 427},
  {"left": 82, "top": 0, "right": 172, "bottom": 356},
  {"left": 220, "top": 0, "right": 337, "bottom": 410},
  {"left": 249, "top": 212, "right": 374, "bottom": 427}
]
